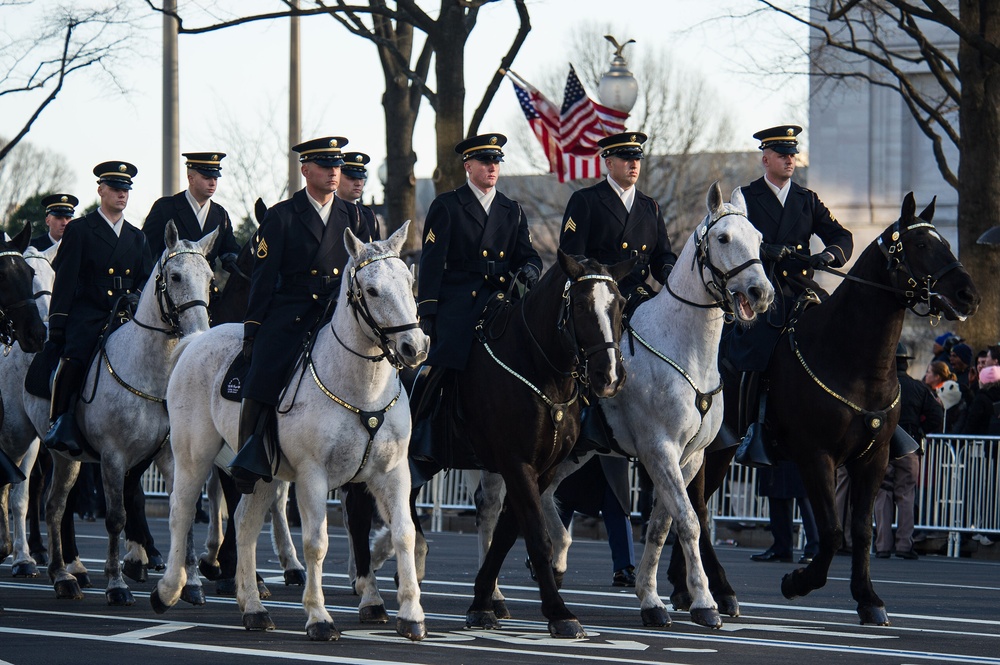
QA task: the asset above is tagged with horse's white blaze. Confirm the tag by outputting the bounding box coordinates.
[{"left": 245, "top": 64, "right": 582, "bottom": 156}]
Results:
[{"left": 592, "top": 281, "right": 620, "bottom": 385}]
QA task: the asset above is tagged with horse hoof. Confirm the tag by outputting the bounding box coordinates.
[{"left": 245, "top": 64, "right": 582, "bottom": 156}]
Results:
[
  {"left": 147, "top": 555, "right": 165, "bottom": 572},
  {"left": 12, "top": 562, "right": 39, "bottom": 578},
  {"left": 215, "top": 578, "right": 235, "bottom": 596},
  {"left": 199, "top": 558, "right": 222, "bottom": 581},
  {"left": 396, "top": 617, "right": 427, "bottom": 641},
  {"left": 548, "top": 619, "right": 586, "bottom": 639},
  {"left": 106, "top": 587, "right": 135, "bottom": 606},
  {"left": 306, "top": 620, "right": 340, "bottom": 641},
  {"left": 359, "top": 604, "right": 389, "bottom": 624},
  {"left": 257, "top": 581, "right": 271, "bottom": 600},
  {"left": 243, "top": 611, "right": 275, "bottom": 631},
  {"left": 717, "top": 595, "right": 740, "bottom": 618},
  {"left": 181, "top": 584, "right": 206, "bottom": 606},
  {"left": 54, "top": 579, "right": 84, "bottom": 600},
  {"left": 641, "top": 606, "right": 672, "bottom": 627},
  {"left": 75, "top": 572, "right": 93, "bottom": 589},
  {"left": 780, "top": 573, "right": 801, "bottom": 600},
  {"left": 150, "top": 588, "right": 170, "bottom": 614},
  {"left": 492, "top": 599, "right": 511, "bottom": 620},
  {"left": 690, "top": 607, "right": 723, "bottom": 629},
  {"left": 283, "top": 568, "right": 306, "bottom": 586},
  {"left": 122, "top": 560, "right": 148, "bottom": 584},
  {"left": 465, "top": 610, "right": 500, "bottom": 630},
  {"left": 858, "top": 605, "right": 890, "bottom": 626},
  {"left": 670, "top": 591, "right": 692, "bottom": 612}
]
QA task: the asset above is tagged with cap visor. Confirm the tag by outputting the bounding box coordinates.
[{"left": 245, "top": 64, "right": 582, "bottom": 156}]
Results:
[{"left": 977, "top": 225, "right": 1000, "bottom": 245}]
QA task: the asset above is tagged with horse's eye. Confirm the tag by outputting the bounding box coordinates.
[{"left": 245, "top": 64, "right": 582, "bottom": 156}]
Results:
[
  {"left": 718, "top": 234, "right": 730, "bottom": 244},
  {"left": 171, "top": 273, "right": 182, "bottom": 283},
  {"left": 366, "top": 287, "right": 378, "bottom": 297}
]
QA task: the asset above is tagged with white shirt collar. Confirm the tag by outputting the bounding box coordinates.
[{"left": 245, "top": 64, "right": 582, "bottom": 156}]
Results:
[
  {"left": 185, "top": 189, "right": 211, "bottom": 230},
  {"left": 469, "top": 182, "right": 496, "bottom": 215},
  {"left": 764, "top": 175, "right": 792, "bottom": 207},
  {"left": 606, "top": 175, "right": 636, "bottom": 213},
  {"left": 98, "top": 207, "right": 124, "bottom": 237},
  {"left": 306, "top": 191, "right": 334, "bottom": 226}
]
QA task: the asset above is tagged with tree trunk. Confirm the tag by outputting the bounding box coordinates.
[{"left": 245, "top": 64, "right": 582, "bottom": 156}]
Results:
[
  {"left": 432, "top": 1, "right": 467, "bottom": 195},
  {"left": 382, "top": 75, "right": 418, "bottom": 249},
  {"left": 957, "top": 1, "right": 1000, "bottom": 349}
]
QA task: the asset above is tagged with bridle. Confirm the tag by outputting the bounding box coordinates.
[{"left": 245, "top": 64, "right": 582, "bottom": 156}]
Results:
[
  {"left": 330, "top": 250, "right": 420, "bottom": 371},
  {"left": 0, "top": 250, "right": 43, "bottom": 349},
  {"left": 665, "top": 206, "right": 762, "bottom": 322},
  {"left": 131, "top": 248, "right": 212, "bottom": 337}
]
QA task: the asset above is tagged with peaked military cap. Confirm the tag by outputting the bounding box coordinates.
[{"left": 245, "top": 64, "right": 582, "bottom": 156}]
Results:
[
  {"left": 342, "top": 152, "right": 370, "bottom": 179},
  {"left": 753, "top": 125, "right": 802, "bottom": 155},
  {"left": 293, "top": 137, "right": 348, "bottom": 167},
  {"left": 598, "top": 131, "right": 647, "bottom": 159},
  {"left": 895, "top": 342, "right": 914, "bottom": 359},
  {"left": 183, "top": 152, "right": 226, "bottom": 178},
  {"left": 42, "top": 193, "right": 79, "bottom": 218},
  {"left": 94, "top": 161, "right": 138, "bottom": 190},
  {"left": 455, "top": 133, "right": 506, "bottom": 163}
]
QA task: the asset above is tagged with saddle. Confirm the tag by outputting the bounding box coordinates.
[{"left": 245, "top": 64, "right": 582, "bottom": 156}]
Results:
[{"left": 220, "top": 352, "right": 249, "bottom": 402}]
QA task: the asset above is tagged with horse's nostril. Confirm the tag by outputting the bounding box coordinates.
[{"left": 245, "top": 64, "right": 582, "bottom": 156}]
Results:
[{"left": 401, "top": 342, "right": 415, "bottom": 358}]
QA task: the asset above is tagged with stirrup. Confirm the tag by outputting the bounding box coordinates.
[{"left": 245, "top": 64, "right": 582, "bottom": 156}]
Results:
[
  {"left": 42, "top": 415, "right": 83, "bottom": 457},
  {"left": 734, "top": 423, "right": 774, "bottom": 468}
]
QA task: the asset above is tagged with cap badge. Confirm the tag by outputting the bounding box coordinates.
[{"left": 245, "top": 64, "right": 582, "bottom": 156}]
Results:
[
  {"left": 786, "top": 128, "right": 795, "bottom": 136},
  {"left": 355, "top": 154, "right": 362, "bottom": 161},
  {"left": 212, "top": 154, "right": 219, "bottom": 160},
  {"left": 489, "top": 136, "right": 498, "bottom": 145},
  {"left": 329, "top": 139, "right": 338, "bottom": 147},
  {"left": 60, "top": 196, "right": 68, "bottom": 202},
  {"left": 118, "top": 164, "right": 127, "bottom": 172},
  {"left": 630, "top": 134, "right": 637, "bottom": 142}
]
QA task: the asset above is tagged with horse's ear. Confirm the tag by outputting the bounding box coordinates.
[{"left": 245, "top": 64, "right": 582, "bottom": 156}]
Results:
[
  {"left": 918, "top": 196, "right": 937, "bottom": 223},
  {"left": 254, "top": 198, "right": 268, "bottom": 224},
  {"left": 386, "top": 220, "right": 410, "bottom": 255},
  {"left": 11, "top": 221, "right": 31, "bottom": 253},
  {"left": 164, "top": 219, "right": 179, "bottom": 250},
  {"left": 608, "top": 256, "right": 640, "bottom": 284},
  {"left": 557, "top": 248, "right": 585, "bottom": 280},
  {"left": 901, "top": 192, "right": 916, "bottom": 221},
  {"left": 197, "top": 225, "right": 220, "bottom": 256},
  {"left": 43, "top": 240, "right": 60, "bottom": 262},
  {"left": 706, "top": 181, "right": 723, "bottom": 215},
  {"left": 730, "top": 186, "right": 747, "bottom": 214},
  {"left": 343, "top": 227, "right": 366, "bottom": 261}
]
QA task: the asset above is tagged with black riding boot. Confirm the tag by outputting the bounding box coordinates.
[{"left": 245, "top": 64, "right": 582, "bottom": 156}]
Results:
[
  {"left": 734, "top": 371, "right": 775, "bottom": 468},
  {"left": 0, "top": 448, "right": 26, "bottom": 487},
  {"left": 42, "top": 358, "right": 85, "bottom": 456},
  {"left": 228, "top": 398, "right": 272, "bottom": 494},
  {"left": 889, "top": 426, "right": 920, "bottom": 459}
]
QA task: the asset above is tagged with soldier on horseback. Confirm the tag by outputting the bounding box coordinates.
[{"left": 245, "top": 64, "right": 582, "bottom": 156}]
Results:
[
  {"left": 30, "top": 194, "right": 78, "bottom": 250},
  {"left": 229, "top": 136, "right": 381, "bottom": 494},
  {"left": 42, "top": 161, "right": 154, "bottom": 457}
]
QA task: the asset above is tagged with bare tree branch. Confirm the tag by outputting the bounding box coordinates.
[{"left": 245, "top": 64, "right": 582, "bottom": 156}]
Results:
[{"left": 468, "top": 0, "right": 530, "bottom": 136}]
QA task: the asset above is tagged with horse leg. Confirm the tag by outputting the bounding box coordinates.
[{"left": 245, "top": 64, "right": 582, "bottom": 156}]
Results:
[
  {"left": 368, "top": 466, "right": 426, "bottom": 641},
  {"left": 540, "top": 456, "right": 592, "bottom": 589},
  {"left": 235, "top": 480, "right": 278, "bottom": 631},
  {"left": 151, "top": 450, "right": 207, "bottom": 613},
  {"left": 122, "top": 460, "right": 152, "bottom": 583},
  {"left": 45, "top": 457, "right": 84, "bottom": 599},
  {"left": 99, "top": 459, "right": 134, "bottom": 606},
  {"left": 474, "top": 471, "right": 510, "bottom": 618},
  {"left": 27, "top": 447, "right": 50, "bottom": 565},
  {"left": 0, "top": 486, "right": 11, "bottom": 566},
  {"left": 846, "top": 454, "right": 890, "bottom": 625},
  {"left": 270, "top": 480, "right": 305, "bottom": 586},
  {"left": 61, "top": 490, "right": 90, "bottom": 589},
  {"left": 639, "top": 450, "right": 721, "bottom": 629},
  {"left": 344, "top": 482, "right": 386, "bottom": 621},
  {"left": 10, "top": 444, "right": 40, "bottom": 577},
  {"left": 201, "top": 466, "right": 224, "bottom": 572}
]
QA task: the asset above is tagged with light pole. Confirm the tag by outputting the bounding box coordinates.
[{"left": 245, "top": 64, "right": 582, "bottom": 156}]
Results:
[{"left": 598, "top": 35, "right": 638, "bottom": 114}]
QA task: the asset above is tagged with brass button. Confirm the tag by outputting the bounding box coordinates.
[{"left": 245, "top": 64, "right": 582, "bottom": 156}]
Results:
[
  {"left": 499, "top": 276, "right": 505, "bottom": 283},
  {"left": 499, "top": 251, "right": 505, "bottom": 258},
  {"left": 641, "top": 270, "right": 646, "bottom": 276},
  {"left": 333, "top": 268, "right": 339, "bottom": 276},
  {"left": 482, "top": 250, "right": 488, "bottom": 258},
  {"left": 472, "top": 290, "right": 477, "bottom": 297},
  {"left": 782, "top": 270, "right": 788, "bottom": 277},
  {"left": 621, "top": 242, "right": 628, "bottom": 249},
  {"left": 125, "top": 269, "right": 130, "bottom": 275},
  {"left": 641, "top": 244, "right": 647, "bottom": 251},
  {"left": 312, "top": 294, "right": 318, "bottom": 300},
  {"left": 107, "top": 290, "right": 113, "bottom": 296},
  {"left": 108, "top": 268, "right": 114, "bottom": 275},
  {"left": 311, "top": 269, "right": 318, "bottom": 275},
  {"left": 802, "top": 269, "right": 808, "bottom": 276},
  {"left": 796, "top": 244, "right": 803, "bottom": 250}
]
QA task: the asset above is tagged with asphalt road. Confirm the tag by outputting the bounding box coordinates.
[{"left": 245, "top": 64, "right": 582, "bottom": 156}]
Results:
[{"left": 1, "top": 513, "right": 998, "bottom": 665}]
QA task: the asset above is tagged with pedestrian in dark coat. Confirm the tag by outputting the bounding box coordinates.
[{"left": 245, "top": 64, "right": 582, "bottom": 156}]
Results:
[{"left": 42, "top": 161, "right": 153, "bottom": 456}]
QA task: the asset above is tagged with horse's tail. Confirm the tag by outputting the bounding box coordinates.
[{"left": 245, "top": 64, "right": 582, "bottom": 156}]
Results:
[{"left": 169, "top": 332, "right": 202, "bottom": 374}]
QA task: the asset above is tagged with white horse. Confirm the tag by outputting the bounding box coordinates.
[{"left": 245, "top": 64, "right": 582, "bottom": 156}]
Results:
[
  {"left": 152, "top": 223, "right": 429, "bottom": 641},
  {"left": 22, "top": 222, "right": 218, "bottom": 605},
  {"left": 479, "top": 182, "right": 774, "bottom": 628},
  {"left": 1, "top": 243, "right": 58, "bottom": 578}
]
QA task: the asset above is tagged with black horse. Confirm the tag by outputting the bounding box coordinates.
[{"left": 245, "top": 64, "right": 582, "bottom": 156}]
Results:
[
  {"left": 345, "top": 251, "right": 635, "bottom": 637},
  {"left": 667, "top": 193, "right": 980, "bottom": 624}
]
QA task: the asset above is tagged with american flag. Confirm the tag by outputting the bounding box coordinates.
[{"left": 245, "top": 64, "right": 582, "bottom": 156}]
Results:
[
  {"left": 511, "top": 79, "right": 564, "bottom": 180},
  {"left": 559, "top": 66, "right": 628, "bottom": 181}
]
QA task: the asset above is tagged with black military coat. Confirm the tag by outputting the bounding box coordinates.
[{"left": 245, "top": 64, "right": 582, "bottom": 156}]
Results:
[
  {"left": 559, "top": 179, "right": 676, "bottom": 294},
  {"left": 243, "top": 190, "right": 379, "bottom": 405},
  {"left": 142, "top": 191, "right": 239, "bottom": 264},
  {"left": 29, "top": 234, "right": 55, "bottom": 251},
  {"left": 48, "top": 210, "right": 153, "bottom": 362},
  {"left": 724, "top": 177, "right": 854, "bottom": 372},
  {"left": 417, "top": 183, "right": 541, "bottom": 371}
]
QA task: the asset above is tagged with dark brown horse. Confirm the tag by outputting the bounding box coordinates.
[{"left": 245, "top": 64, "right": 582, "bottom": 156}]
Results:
[{"left": 668, "top": 193, "right": 980, "bottom": 624}]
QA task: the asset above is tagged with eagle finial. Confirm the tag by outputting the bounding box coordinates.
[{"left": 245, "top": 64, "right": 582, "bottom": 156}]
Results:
[{"left": 604, "top": 35, "right": 636, "bottom": 59}]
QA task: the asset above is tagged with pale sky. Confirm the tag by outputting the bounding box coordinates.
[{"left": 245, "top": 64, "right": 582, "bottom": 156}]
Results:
[{"left": 3, "top": 0, "right": 809, "bottom": 223}]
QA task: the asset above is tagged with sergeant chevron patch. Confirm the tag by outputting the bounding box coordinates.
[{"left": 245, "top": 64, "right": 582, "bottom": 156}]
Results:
[
  {"left": 425, "top": 229, "right": 436, "bottom": 243},
  {"left": 564, "top": 218, "right": 576, "bottom": 233},
  {"left": 256, "top": 238, "right": 268, "bottom": 259}
]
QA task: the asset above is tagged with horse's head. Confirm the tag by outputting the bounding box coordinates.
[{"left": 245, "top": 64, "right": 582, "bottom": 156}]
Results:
[
  {"left": 0, "top": 222, "right": 47, "bottom": 353},
  {"left": 145, "top": 220, "right": 217, "bottom": 337},
  {"left": 343, "top": 220, "right": 428, "bottom": 368},
  {"left": 695, "top": 182, "right": 774, "bottom": 324},
  {"left": 556, "top": 250, "right": 632, "bottom": 399},
  {"left": 879, "top": 193, "right": 980, "bottom": 321},
  {"left": 23, "top": 242, "right": 58, "bottom": 322}
]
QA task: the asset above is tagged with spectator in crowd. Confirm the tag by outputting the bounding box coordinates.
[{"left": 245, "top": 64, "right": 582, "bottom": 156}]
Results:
[
  {"left": 874, "top": 343, "right": 943, "bottom": 560},
  {"left": 962, "top": 365, "right": 1000, "bottom": 435},
  {"left": 950, "top": 343, "right": 974, "bottom": 387},
  {"left": 932, "top": 332, "right": 958, "bottom": 364}
]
